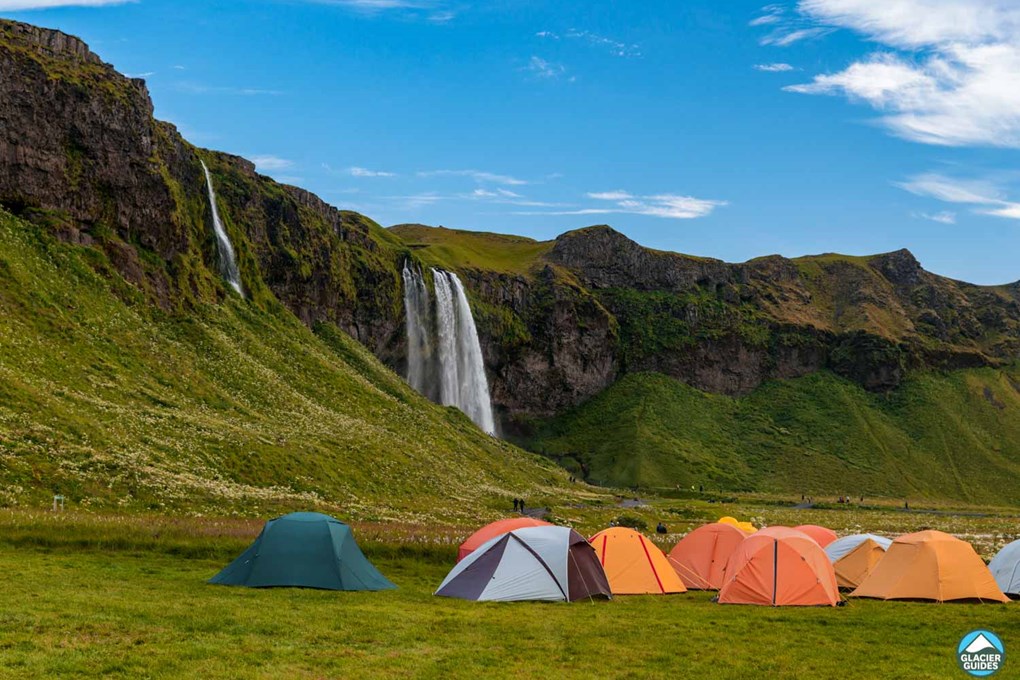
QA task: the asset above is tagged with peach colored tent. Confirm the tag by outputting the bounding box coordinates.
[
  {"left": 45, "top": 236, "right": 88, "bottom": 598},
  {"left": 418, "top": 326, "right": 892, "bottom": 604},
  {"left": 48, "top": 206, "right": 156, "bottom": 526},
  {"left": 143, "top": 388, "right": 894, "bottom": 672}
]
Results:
[
  {"left": 590, "top": 527, "right": 687, "bottom": 595},
  {"left": 825, "top": 534, "right": 892, "bottom": 590},
  {"left": 851, "top": 530, "right": 1008, "bottom": 603},
  {"left": 668, "top": 522, "right": 749, "bottom": 590},
  {"left": 457, "top": 517, "right": 552, "bottom": 562},
  {"left": 794, "top": 525, "right": 838, "bottom": 548},
  {"left": 718, "top": 526, "right": 840, "bottom": 606}
]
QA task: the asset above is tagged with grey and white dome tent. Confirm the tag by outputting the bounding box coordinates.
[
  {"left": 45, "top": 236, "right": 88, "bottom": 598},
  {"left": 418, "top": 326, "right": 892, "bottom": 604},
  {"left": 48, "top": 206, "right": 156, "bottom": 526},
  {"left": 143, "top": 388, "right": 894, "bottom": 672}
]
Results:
[
  {"left": 435, "top": 526, "right": 612, "bottom": 602},
  {"left": 989, "top": 539, "right": 1020, "bottom": 597}
]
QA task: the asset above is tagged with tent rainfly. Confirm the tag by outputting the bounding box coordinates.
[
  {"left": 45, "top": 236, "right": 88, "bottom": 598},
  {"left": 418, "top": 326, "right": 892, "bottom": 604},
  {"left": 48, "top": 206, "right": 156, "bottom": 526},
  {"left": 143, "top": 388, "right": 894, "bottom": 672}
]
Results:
[
  {"left": 852, "top": 530, "right": 1008, "bottom": 603},
  {"left": 668, "top": 522, "right": 749, "bottom": 590},
  {"left": 825, "top": 534, "right": 893, "bottom": 590},
  {"left": 209, "top": 512, "right": 395, "bottom": 591},
  {"left": 590, "top": 527, "right": 687, "bottom": 595},
  {"left": 435, "top": 526, "right": 611, "bottom": 602}
]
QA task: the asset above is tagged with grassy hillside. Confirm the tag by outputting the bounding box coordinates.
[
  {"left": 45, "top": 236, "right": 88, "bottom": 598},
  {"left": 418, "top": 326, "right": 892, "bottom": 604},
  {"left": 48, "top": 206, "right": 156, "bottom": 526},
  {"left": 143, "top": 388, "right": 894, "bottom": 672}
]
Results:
[
  {"left": 389, "top": 224, "right": 552, "bottom": 275},
  {"left": 527, "top": 368, "right": 1020, "bottom": 504},
  {"left": 0, "top": 209, "right": 590, "bottom": 520}
]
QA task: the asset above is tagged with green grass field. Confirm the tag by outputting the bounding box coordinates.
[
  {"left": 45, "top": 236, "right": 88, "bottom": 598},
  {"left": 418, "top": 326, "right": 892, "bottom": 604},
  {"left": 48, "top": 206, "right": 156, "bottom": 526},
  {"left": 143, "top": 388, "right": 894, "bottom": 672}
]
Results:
[{"left": 1, "top": 505, "right": 1017, "bottom": 678}]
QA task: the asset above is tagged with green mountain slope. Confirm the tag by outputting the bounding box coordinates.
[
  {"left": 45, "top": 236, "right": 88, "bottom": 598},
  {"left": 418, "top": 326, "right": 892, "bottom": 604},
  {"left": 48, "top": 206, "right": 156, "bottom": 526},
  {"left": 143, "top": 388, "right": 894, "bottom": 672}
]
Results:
[
  {"left": 0, "top": 209, "right": 580, "bottom": 520},
  {"left": 527, "top": 368, "right": 1020, "bottom": 504}
]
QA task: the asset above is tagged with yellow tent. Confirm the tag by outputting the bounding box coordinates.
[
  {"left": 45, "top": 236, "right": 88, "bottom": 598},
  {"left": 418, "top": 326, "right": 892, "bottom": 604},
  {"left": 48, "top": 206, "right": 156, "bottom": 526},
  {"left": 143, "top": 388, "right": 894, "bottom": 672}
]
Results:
[{"left": 718, "top": 516, "right": 756, "bottom": 533}]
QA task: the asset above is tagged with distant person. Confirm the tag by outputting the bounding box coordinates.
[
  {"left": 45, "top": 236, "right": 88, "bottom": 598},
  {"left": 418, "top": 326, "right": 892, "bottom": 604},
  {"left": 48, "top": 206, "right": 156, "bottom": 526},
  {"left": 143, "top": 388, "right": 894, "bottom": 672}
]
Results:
[
  {"left": 904, "top": 501, "right": 909, "bottom": 510},
  {"left": 519, "top": 499, "right": 526, "bottom": 514},
  {"left": 699, "top": 485, "right": 704, "bottom": 493},
  {"left": 513, "top": 498, "right": 519, "bottom": 512},
  {"left": 656, "top": 522, "right": 667, "bottom": 534}
]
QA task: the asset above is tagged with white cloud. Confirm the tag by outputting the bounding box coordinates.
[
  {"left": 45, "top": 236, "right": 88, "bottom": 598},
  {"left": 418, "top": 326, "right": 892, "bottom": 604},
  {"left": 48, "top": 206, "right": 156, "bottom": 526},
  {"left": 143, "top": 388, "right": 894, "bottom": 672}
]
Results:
[
  {"left": 349, "top": 166, "right": 396, "bottom": 177},
  {"left": 303, "top": 0, "right": 454, "bottom": 20},
  {"left": 0, "top": 0, "right": 132, "bottom": 8},
  {"left": 417, "top": 169, "right": 529, "bottom": 186},
  {"left": 754, "top": 62, "right": 796, "bottom": 72},
  {"left": 250, "top": 155, "right": 293, "bottom": 171},
  {"left": 897, "top": 173, "right": 1020, "bottom": 220},
  {"left": 175, "top": 82, "right": 283, "bottom": 96},
  {"left": 916, "top": 210, "right": 957, "bottom": 224},
  {"left": 537, "top": 28, "right": 641, "bottom": 58},
  {"left": 521, "top": 191, "right": 726, "bottom": 220},
  {"left": 125, "top": 71, "right": 155, "bottom": 78},
  {"left": 525, "top": 56, "right": 569, "bottom": 79},
  {"left": 784, "top": 0, "right": 1020, "bottom": 148}
]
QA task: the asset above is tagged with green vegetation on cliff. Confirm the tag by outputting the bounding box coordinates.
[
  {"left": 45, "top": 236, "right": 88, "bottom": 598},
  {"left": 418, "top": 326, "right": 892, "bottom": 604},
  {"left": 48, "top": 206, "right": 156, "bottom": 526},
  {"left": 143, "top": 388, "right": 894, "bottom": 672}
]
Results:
[
  {"left": 528, "top": 368, "right": 1020, "bottom": 504},
  {"left": 0, "top": 209, "right": 583, "bottom": 520},
  {"left": 390, "top": 224, "right": 551, "bottom": 275}
]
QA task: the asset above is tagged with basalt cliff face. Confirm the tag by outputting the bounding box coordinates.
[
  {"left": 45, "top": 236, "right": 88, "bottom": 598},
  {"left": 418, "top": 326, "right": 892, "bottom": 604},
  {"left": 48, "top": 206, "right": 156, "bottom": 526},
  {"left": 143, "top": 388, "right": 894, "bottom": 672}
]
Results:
[{"left": 0, "top": 19, "right": 406, "bottom": 354}]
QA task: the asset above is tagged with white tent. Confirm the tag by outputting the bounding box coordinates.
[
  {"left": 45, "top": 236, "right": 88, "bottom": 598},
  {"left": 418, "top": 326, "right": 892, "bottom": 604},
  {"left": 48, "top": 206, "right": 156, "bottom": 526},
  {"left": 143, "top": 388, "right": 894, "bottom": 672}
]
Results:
[
  {"left": 434, "top": 526, "right": 611, "bottom": 602},
  {"left": 989, "top": 539, "right": 1020, "bottom": 597},
  {"left": 825, "top": 534, "right": 892, "bottom": 562}
]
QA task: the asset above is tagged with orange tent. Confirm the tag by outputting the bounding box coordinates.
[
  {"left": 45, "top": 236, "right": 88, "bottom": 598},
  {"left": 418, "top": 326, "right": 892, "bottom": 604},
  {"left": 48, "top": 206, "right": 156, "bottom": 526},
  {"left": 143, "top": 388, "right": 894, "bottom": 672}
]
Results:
[
  {"left": 668, "top": 522, "right": 749, "bottom": 590},
  {"left": 457, "top": 517, "right": 552, "bottom": 562},
  {"left": 590, "top": 527, "right": 687, "bottom": 595},
  {"left": 794, "top": 524, "right": 838, "bottom": 548},
  {"left": 719, "top": 526, "right": 840, "bottom": 606},
  {"left": 851, "top": 530, "right": 1009, "bottom": 603}
]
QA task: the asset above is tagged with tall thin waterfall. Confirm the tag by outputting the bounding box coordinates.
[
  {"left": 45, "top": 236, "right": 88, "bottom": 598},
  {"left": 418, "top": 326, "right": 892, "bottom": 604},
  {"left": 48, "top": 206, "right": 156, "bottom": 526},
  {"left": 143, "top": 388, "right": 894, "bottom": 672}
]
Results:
[
  {"left": 200, "top": 161, "right": 244, "bottom": 296},
  {"left": 402, "top": 262, "right": 496, "bottom": 435}
]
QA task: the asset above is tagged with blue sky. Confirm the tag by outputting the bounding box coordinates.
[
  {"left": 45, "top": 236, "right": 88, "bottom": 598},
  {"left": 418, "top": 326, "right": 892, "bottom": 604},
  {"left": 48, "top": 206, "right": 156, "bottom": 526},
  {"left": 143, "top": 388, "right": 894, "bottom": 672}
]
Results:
[{"left": 2, "top": 0, "right": 1020, "bottom": 284}]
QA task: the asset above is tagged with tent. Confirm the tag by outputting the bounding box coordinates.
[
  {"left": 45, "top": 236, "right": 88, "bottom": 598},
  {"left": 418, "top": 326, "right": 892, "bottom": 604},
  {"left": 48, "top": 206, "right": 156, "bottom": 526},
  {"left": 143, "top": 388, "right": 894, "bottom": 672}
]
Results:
[
  {"left": 794, "top": 524, "right": 838, "bottom": 548},
  {"left": 457, "top": 517, "right": 552, "bottom": 562},
  {"left": 718, "top": 526, "right": 840, "bottom": 606},
  {"left": 852, "top": 530, "right": 1008, "bottom": 603},
  {"left": 824, "top": 534, "right": 893, "bottom": 589},
  {"left": 718, "top": 516, "right": 756, "bottom": 533},
  {"left": 589, "top": 527, "right": 687, "bottom": 595},
  {"left": 209, "top": 512, "right": 395, "bottom": 591},
  {"left": 989, "top": 539, "right": 1020, "bottom": 598},
  {"left": 435, "top": 526, "right": 611, "bottom": 602},
  {"left": 667, "top": 522, "right": 749, "bottom": 590}
]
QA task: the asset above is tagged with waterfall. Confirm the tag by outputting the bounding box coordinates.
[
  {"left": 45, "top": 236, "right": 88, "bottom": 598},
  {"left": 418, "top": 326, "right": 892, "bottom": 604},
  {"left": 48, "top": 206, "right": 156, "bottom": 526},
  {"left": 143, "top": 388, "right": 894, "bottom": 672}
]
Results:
[
  {"left": 401, "top": 262, "right": 496, "bottom": 435},
  {"left": 200, "top": 161, "right": 244, "bottom": 296}
]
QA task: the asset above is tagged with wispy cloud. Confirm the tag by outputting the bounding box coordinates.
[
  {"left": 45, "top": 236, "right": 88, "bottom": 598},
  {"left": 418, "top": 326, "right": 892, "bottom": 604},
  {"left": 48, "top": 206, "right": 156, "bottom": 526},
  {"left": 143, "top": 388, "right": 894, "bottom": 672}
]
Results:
[
  {"left": 897, "top": 173, "right": 1020, "bottom": 220},
  {"left": 752, "top": 4, "right": 833, "bottom": 45},
  {"left": 349, "top": 166, "right": 397, "bottom": 178},
  {"left": 301, "top": 0, "right": 455, "bottom": 21},
  {"left": 0, "top": 0, "right": 133, "bottom": 9},
  {"left": 915, "top": 211, "right": 957, "bottom": 225},
  {"left": 782, "top": 0, "right": 1020, "bottom": 148},
  {"left": 125, "top": 70, "right": 155, "bottom": 78},
  {"left": 174, "top": 82, "right": 283, "bottom": 96},
  {"left": 538, "top": 28, "right": 641, "bottom": 58},
  {"left": 250, "top": 155, "right": 294, "bottom": 171},
  {"left": 754, "top": 62, "right": 795, "bottom": 72},
  {"left": 417, "top": 169, "right": 529, "bottom": 186},
  {"left": 525, "top": 56, "right": 571, "bottom": 80},
  {"left": 520, "top": 191, "right": 726, "bottom": 220}
]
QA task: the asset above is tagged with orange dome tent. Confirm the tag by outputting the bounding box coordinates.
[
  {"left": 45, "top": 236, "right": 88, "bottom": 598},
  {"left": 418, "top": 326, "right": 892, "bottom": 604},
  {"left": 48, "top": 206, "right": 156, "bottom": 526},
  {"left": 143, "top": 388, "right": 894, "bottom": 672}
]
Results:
[
  {"left": 794, "top": 524, "right": 838, "bottom": 548},
  {"left": 851, "top": 530, "right": 1008, "bottom": 603},
  {"left": 719, "top": 526, "right": 840, "bottom": 606},
  {"left": 590, "top": 527, "right": 687, "bottom": 595},
  {"left": 457, "top": 517, "right": 552, "bottom": 562},
  {"left": 668, "top": 522, "right": 749, "bottom": 590}
]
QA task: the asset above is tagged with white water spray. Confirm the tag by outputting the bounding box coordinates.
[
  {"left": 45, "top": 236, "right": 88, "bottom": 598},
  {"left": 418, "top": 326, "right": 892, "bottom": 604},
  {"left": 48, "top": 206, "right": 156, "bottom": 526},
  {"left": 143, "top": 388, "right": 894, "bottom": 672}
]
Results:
[
  {"left": 200, "top": 161, "right": 244, "bottom": 296},
  {"left": 402, "top": 263, "right": 496, "bottom": 435}
]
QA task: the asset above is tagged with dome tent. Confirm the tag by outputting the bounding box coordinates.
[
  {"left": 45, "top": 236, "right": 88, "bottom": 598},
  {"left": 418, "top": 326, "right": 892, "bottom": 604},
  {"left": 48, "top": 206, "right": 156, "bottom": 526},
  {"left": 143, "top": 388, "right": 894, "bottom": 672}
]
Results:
[
  {"left": 668, "top": 522, "right": 749, "bottom": 590},
  {"left": 852, "top": 530, "right": 1008, "bottom": 603},
  {"left": 794, "top": 525, "right": 838, "bottom": 548},
  {"left": 989, "top": 539, "right": 1020, "bottom": 597},
  {"left": 457, "top": 517, "right": 552, "bottom": 562},
  {"left": 590, "top": 527, "right": 687, "bottom": 595},
  {"left": 209, "top": 512, "right": 395, "bottom": 591},
  {"left": 718, "top": 527, "right": 840, "bottom": 606},
  {"left": 825, "top": 534, "right": 892, "bottom": 590},
  {"left": 436, "top": 526, "right": 611, "bottom": 602}
]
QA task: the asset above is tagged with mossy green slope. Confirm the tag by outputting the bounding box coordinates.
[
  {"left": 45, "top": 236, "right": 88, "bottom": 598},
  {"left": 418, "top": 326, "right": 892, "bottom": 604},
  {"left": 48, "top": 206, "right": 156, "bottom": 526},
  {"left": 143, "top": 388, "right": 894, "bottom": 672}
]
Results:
[
  {"left": 0, "top": 209, "right": 581, "bottom": 520},
  {"left": 389, "top": 224, "right": 552, "bottom": 276},
  {"left": 528, "top": 368, "right": 1020, "bottom": 504}
]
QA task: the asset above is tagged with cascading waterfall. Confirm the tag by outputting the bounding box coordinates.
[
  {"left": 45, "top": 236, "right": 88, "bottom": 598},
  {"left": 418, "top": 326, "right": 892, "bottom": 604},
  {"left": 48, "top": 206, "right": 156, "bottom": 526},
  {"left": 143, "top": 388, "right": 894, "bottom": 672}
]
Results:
[
  {"left": 200, "top": 161, "right": 244, "bottom": 296},
  {"left": 402, "top": 262, "right": 496, "bottom": 435}
]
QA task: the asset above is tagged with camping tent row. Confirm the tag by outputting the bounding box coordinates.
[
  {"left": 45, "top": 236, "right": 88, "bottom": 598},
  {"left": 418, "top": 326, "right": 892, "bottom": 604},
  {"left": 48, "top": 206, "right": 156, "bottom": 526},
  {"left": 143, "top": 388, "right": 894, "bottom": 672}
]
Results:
[{"left": 207, "top": 514, "right": 1013, "bottom": 606}]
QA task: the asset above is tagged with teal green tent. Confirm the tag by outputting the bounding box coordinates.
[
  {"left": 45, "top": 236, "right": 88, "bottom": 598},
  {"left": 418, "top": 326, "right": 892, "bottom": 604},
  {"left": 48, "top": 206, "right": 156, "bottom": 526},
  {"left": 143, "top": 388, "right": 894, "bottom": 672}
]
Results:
[{"left": 209, "top": 512, "right": 396, "bottom": 591}]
